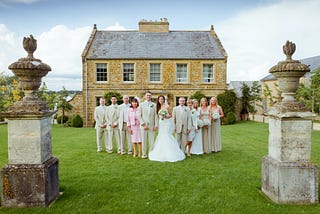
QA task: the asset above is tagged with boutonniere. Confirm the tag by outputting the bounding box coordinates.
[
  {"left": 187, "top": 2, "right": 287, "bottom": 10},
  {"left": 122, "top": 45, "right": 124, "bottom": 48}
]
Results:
[
  {"left": 191, "top": 109, "right": 196, "bottom": 114},
  {"left": 114, "top": 106, "right": 118, "bottom": 110},
  {"left": 184, "top": 108, "right": 187, "bottom": 112},
  {"left": 149, "top": 104, "right": 154, "bottom": 108}
]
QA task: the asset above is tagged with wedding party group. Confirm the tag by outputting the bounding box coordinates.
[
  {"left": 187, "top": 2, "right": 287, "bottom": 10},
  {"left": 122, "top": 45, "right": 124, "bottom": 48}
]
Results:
[{"left": 94, "top": 91, "right": 224, "bottom": 162}]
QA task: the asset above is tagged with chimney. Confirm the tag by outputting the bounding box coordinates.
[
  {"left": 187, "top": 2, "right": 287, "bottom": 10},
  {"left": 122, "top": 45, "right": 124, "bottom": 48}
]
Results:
[{"left": 139, "top": 18, "right": 169, "bottom": 33}]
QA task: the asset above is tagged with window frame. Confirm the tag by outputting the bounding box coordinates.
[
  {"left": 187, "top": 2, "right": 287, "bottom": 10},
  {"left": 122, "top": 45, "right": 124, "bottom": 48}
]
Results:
[
  {"left": 149, "top": 63, "right": 162, "bottom": 83},
  {"left": 176, "top": 63, "right": 188, "bottom": 83},
  {"left": 202, "top": 64, "right": 215, "bottom": 83},
  {"left": 122, "top": 63, "right": 135, "bottom": 83},
  {"left": 95, "top": 63, "right": 108, "bottom": 82}
]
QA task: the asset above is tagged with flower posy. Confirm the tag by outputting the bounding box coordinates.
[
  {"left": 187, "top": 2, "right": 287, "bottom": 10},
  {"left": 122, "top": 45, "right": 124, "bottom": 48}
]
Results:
[
  {"left": 158, "top": 109, "right": 168, "bottom": 120},
  {"left": 212, "top": 112, "right": 220, "bottom": 120}
]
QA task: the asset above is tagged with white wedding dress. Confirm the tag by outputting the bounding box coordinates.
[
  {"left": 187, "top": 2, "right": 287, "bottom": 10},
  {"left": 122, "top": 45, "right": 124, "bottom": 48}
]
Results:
[{"left": 149, "top": 117, "right": 185, "bottom": 162}]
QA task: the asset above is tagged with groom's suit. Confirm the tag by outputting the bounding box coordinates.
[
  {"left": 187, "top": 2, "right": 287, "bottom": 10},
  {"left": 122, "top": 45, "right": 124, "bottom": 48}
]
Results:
[
  {"left": 94, "top": 105, "right": 107, "bottom": 151},
  {"left": 119, "top": 103, "right": 132, "bottom": 154},
  {"left": 172, "top": 105, "right": 191, "bottom": 152},
  {"left": 105, "top": 104, "right": 121, "bottom": 153},
  {"left": 138, "top": 101, "right": 159, "bottom": 158}
]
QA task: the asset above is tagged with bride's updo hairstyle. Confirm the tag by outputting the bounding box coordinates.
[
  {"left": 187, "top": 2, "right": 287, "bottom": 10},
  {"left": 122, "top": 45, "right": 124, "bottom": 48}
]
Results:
[{"left": 157, "top": 95, "right": 165, "bottom": 113}]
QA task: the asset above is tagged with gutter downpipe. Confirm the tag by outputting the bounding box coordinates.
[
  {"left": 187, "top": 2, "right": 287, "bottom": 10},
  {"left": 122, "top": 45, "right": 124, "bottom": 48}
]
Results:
[{"left": 85, "top": 59, "right": 88, "bottom": 127}]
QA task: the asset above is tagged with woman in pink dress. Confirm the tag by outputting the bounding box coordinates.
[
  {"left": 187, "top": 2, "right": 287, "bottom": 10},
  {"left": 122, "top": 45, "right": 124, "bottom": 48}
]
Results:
[{"left": 127, "top": 98, "right": 142, "bottom": 157}]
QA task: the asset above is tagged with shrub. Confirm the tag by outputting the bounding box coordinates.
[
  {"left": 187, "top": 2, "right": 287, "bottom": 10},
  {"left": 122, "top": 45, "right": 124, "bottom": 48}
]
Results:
[
  {"left": 225, "top": 112, "right": 236, "bottom": 125},
  {"left": 190, "top": 91, "right": 206, "bottom": 103},
  {"left": 71, "top": 114, "right": 83, "bottom": 128},
  {"left": 57, "top": 115, "right": 69, "bottom": 124},
  {"left": 104, "top": 91, "right": 123, "bottom": 105}
]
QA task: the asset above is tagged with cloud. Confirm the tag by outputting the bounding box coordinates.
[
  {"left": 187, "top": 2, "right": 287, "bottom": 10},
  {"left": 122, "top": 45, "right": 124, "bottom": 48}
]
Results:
[
  {"left": 0, "top": 24, "right": 24, "bottom": 74},
  {"left": 0, "top": 22, "right": 127, "bottom": 91},
  {"left": 104, "top": 22, "right": 126, "bottom": 31},
  {"left": 216, "top": 0, "right": 320, "bottom": 82}
]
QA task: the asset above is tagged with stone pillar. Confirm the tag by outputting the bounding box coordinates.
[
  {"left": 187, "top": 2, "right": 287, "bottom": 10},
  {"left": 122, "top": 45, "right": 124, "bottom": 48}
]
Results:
[
  {"left": 262, "top": 41, "right": 318, "bottom": 204},
  {"left": 0, "top": 35, "right": 59, "bottom": 207}
]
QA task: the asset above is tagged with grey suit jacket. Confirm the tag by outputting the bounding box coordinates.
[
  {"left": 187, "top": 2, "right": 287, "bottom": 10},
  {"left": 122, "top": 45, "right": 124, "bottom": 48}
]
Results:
[
  {"left": 94, "top": 105, "right": 106, "bottom": 129},
  {"left": 138, "top": 101, "right": 158, "bottom": 129},
  {"left": 105, "top": 104, "right": 120, "bottom": 130},
  {"left": 172, "top": 105, "right": 191, "bottom": 133}
]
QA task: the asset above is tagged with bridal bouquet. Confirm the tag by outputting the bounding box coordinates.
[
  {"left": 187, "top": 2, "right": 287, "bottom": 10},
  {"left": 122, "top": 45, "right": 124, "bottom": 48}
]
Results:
[
  {"left": 212, "top": 112, "right": 220, "bottom": 120},
  {"left": 158, "top": 109, "right": 168, "bottom": 120}
]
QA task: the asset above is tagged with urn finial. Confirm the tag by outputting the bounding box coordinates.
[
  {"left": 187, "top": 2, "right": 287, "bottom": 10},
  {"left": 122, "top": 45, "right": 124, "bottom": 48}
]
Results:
[
  {"left": 23, "top": 35, "right": 37, "bottom": 59},
  {"left": 282, "top": 40, "right": 296, "bottom": 61}
]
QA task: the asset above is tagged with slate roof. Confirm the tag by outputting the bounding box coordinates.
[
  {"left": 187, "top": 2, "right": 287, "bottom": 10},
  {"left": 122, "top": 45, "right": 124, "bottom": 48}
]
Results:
[
  {"left": 85, "top": 31, "right": 226, "bottom": 60},
  {"left": 260, "top": 55, "right": 320, "bottom": 81}
]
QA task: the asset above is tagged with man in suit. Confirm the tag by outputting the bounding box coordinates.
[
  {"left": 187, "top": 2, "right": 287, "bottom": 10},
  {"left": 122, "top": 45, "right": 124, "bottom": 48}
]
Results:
[
  {"left": 119, "top": 95, "right": 132, "bottom": 155},
  {"left": 172, "top": 97, "right": 191, "bottom": 153},
  {"left": 94, "top": 97, "right": 107, "bottom": 152},
  {"left": 105, "top": 96, "right": 121, "bottom": 153},
  {"left": 138, "top": 91, "right": 158, "bottom": 158}
]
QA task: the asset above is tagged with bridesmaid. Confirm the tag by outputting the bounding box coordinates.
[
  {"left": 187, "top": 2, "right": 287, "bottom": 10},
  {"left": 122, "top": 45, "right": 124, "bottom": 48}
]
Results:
[
  {"left": 186, "top": 99, "right": 197, "bottom": 157},
  {"left": 200, "top": 97, "right": 211, "bottom": 153},
  {"left": 190, "top": 99, "right": 203, "bottom": 155},
  {"left": 127, "top": 98, "right": 142, "bottom": 157},
  {"left": 209, "top": 97, "right": 224, "bottom": 152}
]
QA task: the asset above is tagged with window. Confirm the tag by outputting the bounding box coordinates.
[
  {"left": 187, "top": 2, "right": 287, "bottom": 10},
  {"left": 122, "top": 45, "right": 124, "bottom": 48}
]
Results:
[
  {"left": 96, "top": 63, "right": 107, "bottom": 82},
  {"left": 176, "top": 64, "right": 188, "bottom": 83},
  {"left": 123, "top": 63, "right": 134, "bottom": 82},
  {"left": 175, "top": 96, "right": 188, "bottom": 106},
  {"left": 149, "top": 63, "right": 161, "bottom": 82},
  {"left": 95, "top": 97, "right": 102, "bottom": 106},
  {"left": 202, "top": 64, "right": 214, "bottom": 83}
]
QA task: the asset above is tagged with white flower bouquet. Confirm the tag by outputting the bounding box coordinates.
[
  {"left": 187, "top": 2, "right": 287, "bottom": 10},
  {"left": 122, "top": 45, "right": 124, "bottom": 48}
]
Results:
[
  {"left": 212, "top": 112, "right": 220, "bottom": 120},
  {"left": 158, "top": 109, "right": 168, "bottom": 120}
]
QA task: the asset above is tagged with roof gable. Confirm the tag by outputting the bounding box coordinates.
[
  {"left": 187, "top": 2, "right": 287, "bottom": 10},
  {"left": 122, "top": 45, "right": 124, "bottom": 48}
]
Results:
[{"left": 85, "top": 31, "right": 226, "bottom": 60}]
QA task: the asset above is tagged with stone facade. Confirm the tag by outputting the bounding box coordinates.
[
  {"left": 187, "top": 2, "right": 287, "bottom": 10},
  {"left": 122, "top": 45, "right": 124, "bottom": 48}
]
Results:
[{"left": 79, "top": 19, "right": 227, "bottom": 127}]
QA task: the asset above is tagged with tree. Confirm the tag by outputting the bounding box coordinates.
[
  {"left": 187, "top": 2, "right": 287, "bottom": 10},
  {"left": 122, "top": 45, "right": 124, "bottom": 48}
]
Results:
[
  {"left": 190, "top": 91, "right": 206, "bottom": 103},
  {"left": 240, "top": 83, "right": 251, "bottom": 119},
  {"left": 296, "top": 68, "right": 320, "bottom": 114},
  {"left": 57, "top": 86, "right": 73, "bottom": 124},
  {"left": 37, "top": 82, "right": 57, "bottom": 110},
  {"left": 104, "top": 91, "right": 123, "bottom": 105},
  {"left": 217, "top": 90, "right": 237, "bottom": 124},
  {"left": 247, "top": 81, "right": 262, "bottom": 120},
  {"left": 0, "top": 72, "right": 23, "bottom": 113}
]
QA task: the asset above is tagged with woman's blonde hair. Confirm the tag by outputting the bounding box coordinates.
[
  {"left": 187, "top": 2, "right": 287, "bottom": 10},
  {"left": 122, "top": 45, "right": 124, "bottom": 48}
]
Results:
[{"left": 200, "top": 97, "right": 208, "bottom": 107}]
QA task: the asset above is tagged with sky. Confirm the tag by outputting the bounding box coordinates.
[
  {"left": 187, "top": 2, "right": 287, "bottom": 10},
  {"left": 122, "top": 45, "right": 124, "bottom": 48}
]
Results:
[{"left": 0, "top": 0, "right": 319, "bottom": 91}]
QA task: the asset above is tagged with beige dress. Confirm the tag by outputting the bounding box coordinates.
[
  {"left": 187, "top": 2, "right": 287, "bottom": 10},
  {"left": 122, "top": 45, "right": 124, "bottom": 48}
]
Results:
[
  {"left": 210, "top": 108, "right": 221, "bottom": 152},
  {"left": 200, "top": 107, "right": 211, "bottom": 153}
]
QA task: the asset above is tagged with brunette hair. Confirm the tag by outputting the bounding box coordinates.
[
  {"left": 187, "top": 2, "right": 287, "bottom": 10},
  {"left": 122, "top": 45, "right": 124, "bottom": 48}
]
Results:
[
  {"left": 130, "top": 98, "right": 139, "bottom": 108},
  {"left": 156, "top": 95, "right": 165, "bottom": 113}
]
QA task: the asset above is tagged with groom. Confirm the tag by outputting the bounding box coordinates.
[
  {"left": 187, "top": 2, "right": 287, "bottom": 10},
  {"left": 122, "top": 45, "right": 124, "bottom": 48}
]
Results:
[
  {"left": 173, "top": 97, "right": 191, "bottom": 153},
  {"left": 138, "top": 91, "right": 158, "bottom": 158}
]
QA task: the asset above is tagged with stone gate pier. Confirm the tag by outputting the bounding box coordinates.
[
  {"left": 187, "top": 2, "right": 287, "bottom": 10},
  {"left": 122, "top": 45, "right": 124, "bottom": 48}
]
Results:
[
  {"left": 0, "top": 35, "right": 59, "bottom": 207},
  {"left": 262, "top": 41, "right": 318, "bottom": 204}
]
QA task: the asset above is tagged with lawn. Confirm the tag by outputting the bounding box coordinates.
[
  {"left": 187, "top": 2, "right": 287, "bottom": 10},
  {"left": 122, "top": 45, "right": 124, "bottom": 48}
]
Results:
[{"left": 0, "top": 121, "right": 320, "bottom": 213}]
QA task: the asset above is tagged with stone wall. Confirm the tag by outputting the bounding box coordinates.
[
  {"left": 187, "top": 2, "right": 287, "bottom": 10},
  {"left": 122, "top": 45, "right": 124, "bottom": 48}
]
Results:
[{"left": 80, "top": 58, "right": 227, "bottom": 127}]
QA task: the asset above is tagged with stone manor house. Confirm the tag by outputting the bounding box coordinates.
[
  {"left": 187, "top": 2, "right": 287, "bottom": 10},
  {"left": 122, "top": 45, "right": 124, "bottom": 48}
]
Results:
[{"left": 72, "top": 19, "right": 227, "bottom": 127}]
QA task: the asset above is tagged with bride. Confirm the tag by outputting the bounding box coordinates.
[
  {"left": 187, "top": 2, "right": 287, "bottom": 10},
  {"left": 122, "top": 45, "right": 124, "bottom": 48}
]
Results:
[{"left": 149, "top": 95, "right": 185, "bottom": 162}]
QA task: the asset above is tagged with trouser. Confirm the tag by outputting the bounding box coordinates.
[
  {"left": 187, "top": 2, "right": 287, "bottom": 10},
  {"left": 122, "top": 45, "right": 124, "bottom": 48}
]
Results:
[
  {"left": 96, "top": 127, "right": 107, "bottom": 150},
  {"left": 107, "top": 128, "right": 120, "bottom": 152},
  {"left": 176, "top": 132, "right": 187, "bottom": 153},
  {"left": 121, "top": 122, "right": 132, "bottom": 153},
  {"left": 141, "top": 128, "right": 155, "bottom": 156}
]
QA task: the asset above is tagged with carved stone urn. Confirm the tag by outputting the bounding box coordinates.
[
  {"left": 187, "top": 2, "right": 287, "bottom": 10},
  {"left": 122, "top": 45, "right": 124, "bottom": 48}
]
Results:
[
  {"left": 1, "top": 35, "right": 59, "bottom": 207},
  {"left": 262, "top": 41, "right": 318, "bottom": 204},
  {"left": 6, "top": 35, "right": 52, "bottom": 117},
  {"left": 269, "top": 40, "right": 310, "bottom": 104}
]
